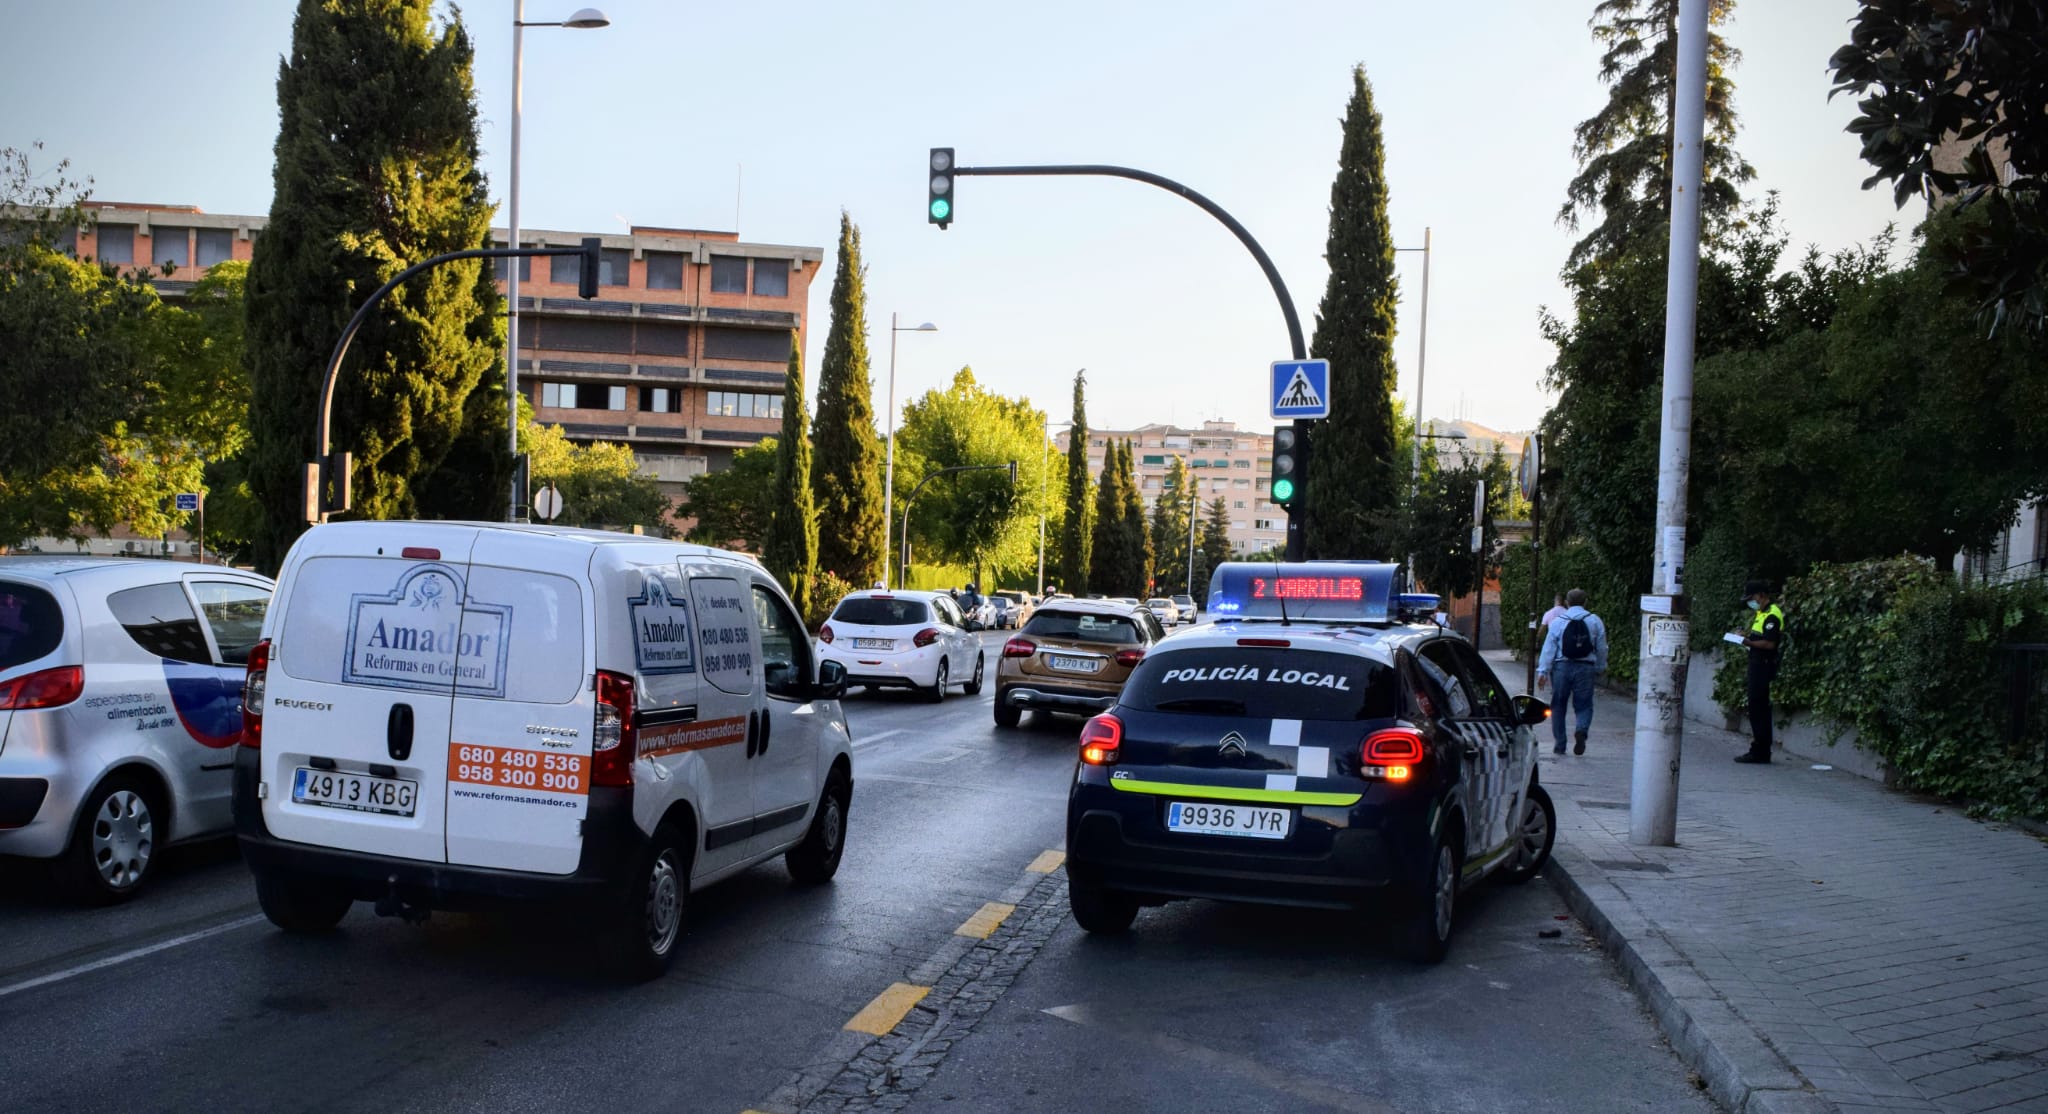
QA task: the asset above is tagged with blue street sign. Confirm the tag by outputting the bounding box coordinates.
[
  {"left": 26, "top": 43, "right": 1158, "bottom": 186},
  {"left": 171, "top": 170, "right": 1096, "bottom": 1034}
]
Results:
[
  {"left": 1270, "top": 359, "right": 1331, "bottom": 419},
  {"left": 174, "top": 493, "right": 200, "bottom": 512}
]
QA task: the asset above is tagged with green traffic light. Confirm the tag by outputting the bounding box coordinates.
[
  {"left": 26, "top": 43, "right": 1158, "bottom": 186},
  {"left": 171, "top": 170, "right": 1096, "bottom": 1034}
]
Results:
[
  {"left": 930, "top": 198, "right": 951, "bottom": 221},
  {"left": 1272, "top": 478, "right": 1294, "bottom": 502}
]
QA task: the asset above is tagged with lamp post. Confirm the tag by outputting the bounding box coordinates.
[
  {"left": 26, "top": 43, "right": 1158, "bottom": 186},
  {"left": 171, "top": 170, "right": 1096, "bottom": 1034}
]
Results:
[
  {"left": 1038, "top": 418, "right": 1074, "bottom": 596},
  {"left": 1396, "top": 228, "right": 1434, "bottom": 582},
  {"left": 506, "top": 4, "right": 609, "bottom": 522},
  {"left": 882, "top": 312, "right": 939, "bottom": 588}
]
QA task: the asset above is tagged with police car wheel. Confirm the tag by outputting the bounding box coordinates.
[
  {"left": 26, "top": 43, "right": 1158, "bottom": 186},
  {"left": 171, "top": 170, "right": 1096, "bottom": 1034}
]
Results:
[
  {"left": 255, "top": 874, "right": 353, "bottom": 933},
  {"left": 786, "top": 776, "right": 849, "bottom": 885},
  {"left": 992, "top": 689, "right": 1022, "bottom": 728},
  {"left": 55, "top": 774, "right": 161, "bottom": 905},
  {"left": 1499, "top": 785, "right": 1556, "bottom": 885},
  {"left": 1070, "top": 881, "right": 1139, "bottom": 934},
  {"left": 1399, "top": 837, "right": 1459, "bottom": 964},
  {"left": 963, "top": 653, "right": 985, "bottom": 696},
  {"left": 612, "top": 823, "right": 688, "bottom": 981},
  {"left": 924, "top": 660, "right": 949, "bottom": 704}
]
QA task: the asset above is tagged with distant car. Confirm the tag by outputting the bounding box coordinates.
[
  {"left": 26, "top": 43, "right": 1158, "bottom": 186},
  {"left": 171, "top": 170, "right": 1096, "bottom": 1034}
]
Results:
[
  {"left": 1171, "top": 594, "right": 1198, "bottom": 623},
  {"left": 817, "top": 590, "right": 984, "bottom": 702},
  {"left": 991, "top": 590, "right": 1035, "bottom": 628},
  {"left": 988, "top": 597, "right": 1017, "bottom": 630},
  {"left": 992, "top": 600, "right": 1167, "bottom": 728},
  {"left": 1145, "top": 597, "right": 1181, "bottom": 626},
  {"left": 1110, "top": 597, "right": 1142, "bottom": 608},
  {"left": 0, "top": 557, "right": 275, "bottom": 902}
]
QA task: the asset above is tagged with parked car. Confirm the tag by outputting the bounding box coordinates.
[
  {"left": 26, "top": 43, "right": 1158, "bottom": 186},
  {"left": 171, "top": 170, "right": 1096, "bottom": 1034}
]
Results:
[
  {"left": 991, "top": 590, "right": 1035, "bottom": 628},
  {"left": 0, "top": 557, "right": 275, "bottom": 902},
  {"left": 817, "top": 589, "right": 984, "bottom": 702},
  {"left": 1145, "top": 597, "right": 1182, "bottom": 626},
  {"left": 992, "top": 599, "right": 1167, "bottom": 728},
  {"left": 988, "top": 597, "right": 1017, "bottom": 630},
  {"left": 1171, "top": 594, "right": 1198, "bottom": 623}
]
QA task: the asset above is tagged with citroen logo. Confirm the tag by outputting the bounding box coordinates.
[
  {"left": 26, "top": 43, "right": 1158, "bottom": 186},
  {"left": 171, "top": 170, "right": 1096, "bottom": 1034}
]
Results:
[{"left": 1217, "top": 731, "right": 1249, "bottom": 758}]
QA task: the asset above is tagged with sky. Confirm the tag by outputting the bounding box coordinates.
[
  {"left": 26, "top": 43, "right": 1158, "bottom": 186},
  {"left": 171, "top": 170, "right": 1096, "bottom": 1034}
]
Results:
[{"left": 3, "top": 0, "right": 1918, "bottom": 438}]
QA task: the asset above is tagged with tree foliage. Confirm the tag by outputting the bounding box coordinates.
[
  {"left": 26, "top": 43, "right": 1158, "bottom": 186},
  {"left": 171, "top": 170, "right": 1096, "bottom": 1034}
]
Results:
[
  {"left": 763, "top": 336, "right": 819, "bottom": 616},
  {"left": 1831, "top": 0, "right": 2048, "bottom": 331},
  {"left": 1400, "top": 445, "right": 1516, "bottom": 602},
  {"left": 1305, "top": 65, "right": 1402, "bottom": 560},
  {"left": 1150, "top": 456, "right": 1195, "bottom": 598},
  {"left": 1059, "top": 370, "right": 1091, "bottom": 595},
  {"left": 680, "top": 440, "right": 777, "bottom": 549},
  {"left": 245, "top": 0, "right": 505, "bottom": 570},
  {"left": 892, "top": 367, "right": 1046, "bottom": 583},
  {"left": 1121, "top": 438, "right": 1153, "bottom": 594},
  {"left": 1089, "top": 442, "right": 1134, "bottom": 595},
  {"left": 811, "top": 212, "right": 886, "bottom": 586},
  {"left": 1196, "top": 496, "right": 1232, "bottom": 594}
]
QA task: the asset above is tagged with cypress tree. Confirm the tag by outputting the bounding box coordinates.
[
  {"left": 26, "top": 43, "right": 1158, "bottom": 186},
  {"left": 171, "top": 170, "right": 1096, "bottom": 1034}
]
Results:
[
  {"left": 1088, "top": 441, "right": 1125, "bottom": 594},
  {"left": 1199, "top": 496, "right": 1233, "bottom": 586},
  {"left": 1058, "top": 370, "right": 1091, "bottom": 594},
  {"left": 810, "top": 212, "right": 885, "bottom": 586},
  {"left": 1149, "top": 456, "right": 1191, "bottom": 597},
  {"left": 1120, "top": 439, "right": 1152, "bottom": 595},
  {"left": 1304, "top": 64, "right": 1401, "bottom": 562},
  {"left": 763, "top": 334, "right": 817, "bottom": 617},
  {"left": 245, "top": 0, "right": 503, "bottom": 571}
]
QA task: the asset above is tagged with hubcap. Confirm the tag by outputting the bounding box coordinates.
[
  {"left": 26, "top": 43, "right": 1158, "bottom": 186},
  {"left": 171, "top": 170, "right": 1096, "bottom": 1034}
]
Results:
[
  {"left": 822, "top": 795, "right": 844, "bottom": 854},
  {"left": 92, "top": 789, "right": 153, "bottom": 890},
  {"left": 644, "top": 850, "right": 682, "bottom": 956},
  {"left": 1518, "top": 799, "right": 1551, "bottom": 867},
  {"left": 1433, "top": 846, "right": 1455, "bottom": 940},
  {"left": 974, "top": 656, "right": 983, "bottom": 685}
]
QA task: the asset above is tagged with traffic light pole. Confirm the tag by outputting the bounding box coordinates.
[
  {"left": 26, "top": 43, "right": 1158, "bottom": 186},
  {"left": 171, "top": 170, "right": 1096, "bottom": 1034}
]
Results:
[
  {"left": 949, "top": 163, "right": 1311, "bottom": 560},
  {"left": 898, "top": 461, "right": 1017, "bottom": 590}
]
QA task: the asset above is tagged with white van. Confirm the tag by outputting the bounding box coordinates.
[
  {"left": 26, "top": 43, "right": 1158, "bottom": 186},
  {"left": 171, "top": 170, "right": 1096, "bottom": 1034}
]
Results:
[{"left": 234, "top": 522, "right": 853, "bottom": 978}]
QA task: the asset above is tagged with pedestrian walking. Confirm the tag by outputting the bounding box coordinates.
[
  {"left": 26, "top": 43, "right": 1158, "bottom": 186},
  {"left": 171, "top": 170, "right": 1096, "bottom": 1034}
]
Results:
[
  {"left": 1734, "top": 580, "right": 1785, "bottom": 764},
  {"left": 1536, "top": 588, "right": 1608, "bottom": 755},
  {"left": 1539, "top": 593, "right": 1566, "bottom": 630}
]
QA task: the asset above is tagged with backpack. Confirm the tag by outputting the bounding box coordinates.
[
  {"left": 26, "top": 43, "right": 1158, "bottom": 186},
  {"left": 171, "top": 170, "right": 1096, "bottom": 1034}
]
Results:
[{"left": 1561, "top": 616, "right": 1595, "bottom": 662}]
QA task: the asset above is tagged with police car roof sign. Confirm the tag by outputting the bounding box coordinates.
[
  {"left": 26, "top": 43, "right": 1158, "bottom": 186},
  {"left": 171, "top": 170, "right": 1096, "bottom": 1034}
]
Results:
[{"left": 1206, "top": 561, "right": 1399, "bottom": 622}]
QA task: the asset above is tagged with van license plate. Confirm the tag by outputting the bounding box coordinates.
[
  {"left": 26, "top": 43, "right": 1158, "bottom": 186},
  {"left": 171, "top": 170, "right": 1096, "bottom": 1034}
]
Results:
[
  {"left": 1047, "top": 654, "right": 1102, "bottom": 673},
  {"left": 1166, "top": 801, "right": 1290, "bottom": 839},
  {"left": 292, "top": 767, "right": 418, "bottom": 817}
]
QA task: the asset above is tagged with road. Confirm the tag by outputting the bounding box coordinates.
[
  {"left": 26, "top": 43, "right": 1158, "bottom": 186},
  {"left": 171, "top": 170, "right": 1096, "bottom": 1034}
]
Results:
[{"left": 0, "top": 630, "right": 1714, "bottom": 1113}]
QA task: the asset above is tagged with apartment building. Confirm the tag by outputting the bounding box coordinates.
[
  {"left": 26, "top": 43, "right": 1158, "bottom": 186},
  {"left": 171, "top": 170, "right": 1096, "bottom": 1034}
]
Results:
[{"left": 1055, "top": 421, "right": 1286, "bottom": 555}]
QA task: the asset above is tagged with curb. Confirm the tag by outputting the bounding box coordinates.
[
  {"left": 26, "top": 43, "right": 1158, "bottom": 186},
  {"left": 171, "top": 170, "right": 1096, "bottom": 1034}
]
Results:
[{"left": 1544, "top": 842, "right": 1834, "bottom": 1114}]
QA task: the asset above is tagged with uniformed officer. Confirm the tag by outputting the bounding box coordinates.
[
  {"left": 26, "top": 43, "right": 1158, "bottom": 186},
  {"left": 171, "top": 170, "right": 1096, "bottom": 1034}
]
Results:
[{"left": 1735, "top": 580, "right": 1785, "bottom": 764}]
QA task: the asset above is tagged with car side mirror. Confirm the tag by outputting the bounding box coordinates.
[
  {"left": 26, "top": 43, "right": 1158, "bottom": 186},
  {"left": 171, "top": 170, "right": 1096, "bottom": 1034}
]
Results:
[
  {"left": 1512, "top": 694, "right": 1550, "bottom": 727},
  {"left": 815, "top": 659, "right": 848, "bottom": 701}
]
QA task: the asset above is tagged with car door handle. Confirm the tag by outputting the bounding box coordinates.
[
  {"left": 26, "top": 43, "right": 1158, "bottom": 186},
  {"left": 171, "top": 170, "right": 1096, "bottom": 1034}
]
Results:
[
  {"left": 758, "top": 709, "right": 771, "bottom": 755},
  {"left": 387, "top": 703, "right": 414, "bottom": 762},
  {"left": 744, "top": 709, "right": 758, "bottom": 759}
]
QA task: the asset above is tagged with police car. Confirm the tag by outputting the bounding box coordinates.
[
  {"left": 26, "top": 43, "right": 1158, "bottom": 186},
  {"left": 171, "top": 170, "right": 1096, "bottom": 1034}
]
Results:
[{"left": 1064, "top": 562, "right": 1556, "bottom": 962}]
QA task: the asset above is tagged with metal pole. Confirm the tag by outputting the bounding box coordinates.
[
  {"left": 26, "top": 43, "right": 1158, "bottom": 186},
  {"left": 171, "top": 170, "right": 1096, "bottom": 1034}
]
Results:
[
  {"left": 1472, "top": 476, "right": 1485, "bottom": 649},
  {"left": 1528, "top": 458, "right": 1543, "bottom": 695},
  {"left": 1631, "top": 0, "right": 1709, "bottom": 848},
  {"left": 505, "top": 1, "right": 524, "bottom": 523},
  {"left": 1404, "top": 228, "right": 1432, "bottom": 586},
  {"left": 1036, "top": 432, "right": 1049, "bottom": 595},
  {"left": 883, "top": 311, "right": 898, "bottom": 589}
]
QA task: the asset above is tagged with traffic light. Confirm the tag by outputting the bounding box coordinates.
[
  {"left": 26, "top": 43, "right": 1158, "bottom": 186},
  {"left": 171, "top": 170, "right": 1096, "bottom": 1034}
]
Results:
[
  {"left": 578, "top": 237, "right": 601, "bottom": 299},
  {"left": 1270, "top": 426, "right": 1304, "bottom": 508},
  {"left": 928, "top": 148, "right": 955, "bottom": 229}
]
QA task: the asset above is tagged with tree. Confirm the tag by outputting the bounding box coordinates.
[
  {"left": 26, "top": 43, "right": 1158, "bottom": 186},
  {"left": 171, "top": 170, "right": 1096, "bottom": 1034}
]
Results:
[
  {"left": 893, "top": 367, "right": 1045, "bottom": 585},
  {"left": 811, "top": 212, "right": 885, "bottom": 585},
  {"left": 1830, "top": 0, "right": 2048, "bottom": 331},
  {"left": 244, "top": 0, "right": 504, "bottom": 571},
  {"left": 1402, "top": 445, "right": 1516, "bottom": 602},
  {"left": 679, "top": 441, "right": 777, "bottom": 548},
  {"left": 1304, "top": 65, "right": 1402, "bottom": 560},
  {"left": 1089, "top": 442, "right": 1128, "bottom": 595},
  {"left": 1559, "top": 0, "right": 1753, "bottom": 270},
  {"left": 1150, "top": 456, "right": 1194, "bottom": 598},
  {"left": 1058, "top": 370, "right": 1092, "bottom": 594},
  {"left": 519, "top": 421, "right": 669, "bottom": 530},
  {"left": 1197, "top": 496, "right": 1233, "bottom": 588},
  {"left": 763, "top": 336, "right": 819, "bottom": 616},
  {"left": 1121, "top": 439, "right": 1153, "bottom": 595}
]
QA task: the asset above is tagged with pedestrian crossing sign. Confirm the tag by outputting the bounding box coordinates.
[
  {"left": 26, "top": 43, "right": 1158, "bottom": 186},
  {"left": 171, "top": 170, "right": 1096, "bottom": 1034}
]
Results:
[{"left": 1270, "top": 359, "right": 1330, "bottom": 419}]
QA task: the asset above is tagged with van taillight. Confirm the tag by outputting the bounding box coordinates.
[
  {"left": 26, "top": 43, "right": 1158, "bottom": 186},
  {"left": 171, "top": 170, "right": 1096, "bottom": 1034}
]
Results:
[
  {"left": 0, "top": 665, "right": 83, "bottom": 711},
  {"left": 592, "top": 669, "right": 636, "bottom": 788},
  {"left": 819, "top": 624, "right": 835, "bottom": 644},
  {"left": 1361, "top": 727, "right": 1425, "bottom": 782},
  {"left": 1002, "top": 637, "right": 1036, "bottom": 658},
  {"left": 913, "top": 627, "right": 940, "bottom": 648},
  {"left": 1080, "top": 713, "right": 1122, "bottom": 766},
  {"left": 239, "top": 640, "right": 270, "bottom": 747}
]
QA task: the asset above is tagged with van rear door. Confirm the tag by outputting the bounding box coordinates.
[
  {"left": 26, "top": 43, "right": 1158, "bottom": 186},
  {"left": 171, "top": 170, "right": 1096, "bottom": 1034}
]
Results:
[
  {"left": 260, "top": 525, "right": 482, "bottom": 863},
  {"left": 443, "top": 532, "right": 593, "bottom": 874}
]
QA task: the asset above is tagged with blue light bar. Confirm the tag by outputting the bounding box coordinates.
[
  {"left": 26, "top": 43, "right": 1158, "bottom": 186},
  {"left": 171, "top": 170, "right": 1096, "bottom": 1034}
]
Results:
[{"left": 1205, "top": 562, "right": 1400, "bottom": 622}]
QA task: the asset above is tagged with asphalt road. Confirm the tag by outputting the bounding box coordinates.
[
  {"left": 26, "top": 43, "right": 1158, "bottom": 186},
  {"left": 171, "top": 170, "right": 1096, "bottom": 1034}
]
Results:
[{"left": 0, "top": 629, "right": 1714, "bottom": 1113}]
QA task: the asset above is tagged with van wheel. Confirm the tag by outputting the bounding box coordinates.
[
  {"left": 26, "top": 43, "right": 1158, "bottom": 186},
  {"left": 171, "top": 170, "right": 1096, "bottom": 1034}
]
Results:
[
  {"left": 55, "top": 774, "right": 160, "bottom": 905},
  {"left": 1070, "top": 880, "right": 1140, "bottom": 934},
  {"left": 993, "top": 689, "right": 1022, "bottom": 728},
  {"left": 963, "top": 653, "right": 985, "bottom": 696},
  {"left": 1398, "top": 835, "right": 1460, "bottom": 964},
  {"left": 255, "top": 875, "right": 353, "bottom": 933},
  {"left": 611, "top": 823, "right": 689, "bottom": 981},
  {"left": 786, "top": 776, "right": 850, "bottom": 885},
  {"left": 1498, "top": 785, "right": 1556, "bottom": 884},
  {"left": 924, "top": 660, "right": 949, "bottom": 704}
]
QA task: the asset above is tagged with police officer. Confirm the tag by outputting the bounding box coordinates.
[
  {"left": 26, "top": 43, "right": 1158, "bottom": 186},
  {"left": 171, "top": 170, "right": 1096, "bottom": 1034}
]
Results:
[{"left": 1735, "top": 580, "right": 1785, "bottom": 764}]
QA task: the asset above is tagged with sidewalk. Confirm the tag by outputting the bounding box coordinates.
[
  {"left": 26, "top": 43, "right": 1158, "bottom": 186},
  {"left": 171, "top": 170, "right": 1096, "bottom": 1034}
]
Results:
[{"left": 1482, "top": 649, "right": 2048, "bottom": 1114}]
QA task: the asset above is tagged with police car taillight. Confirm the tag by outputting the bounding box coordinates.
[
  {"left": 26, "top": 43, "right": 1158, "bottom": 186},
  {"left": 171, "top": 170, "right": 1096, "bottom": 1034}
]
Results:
[
  {"left": 1361, "top": 728, "right": 1424, "bottom": 782},
  {"left": 1079, "top": 713, "right": 1122, "bottom": 766},
  {"left": 239, "top": 640, "right": 270, "bottom": 748},
  {"left": 592, "top": 670, "right": 636, "bottom": 788}
]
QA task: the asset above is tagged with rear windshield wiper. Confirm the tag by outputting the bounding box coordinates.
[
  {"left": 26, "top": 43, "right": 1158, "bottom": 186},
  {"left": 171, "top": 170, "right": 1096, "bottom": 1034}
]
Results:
[{"left": 1152, "top": 697, "right": 1247, "bottom": 714}]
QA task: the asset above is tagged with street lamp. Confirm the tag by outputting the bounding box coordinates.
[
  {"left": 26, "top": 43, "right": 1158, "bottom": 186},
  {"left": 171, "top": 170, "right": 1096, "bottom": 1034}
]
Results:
[
  {"left": 506, "top": 4, "right": 609, "bottom": 521},
  {"left": 882, "top": 312, "right": 939, "bottom": 588},
  {"left": 1038, "top": 417, "right": 1075, "bottom": 596}
]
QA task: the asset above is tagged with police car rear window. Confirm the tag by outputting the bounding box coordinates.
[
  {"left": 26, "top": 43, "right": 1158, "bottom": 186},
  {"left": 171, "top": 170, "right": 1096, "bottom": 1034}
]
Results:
[
  {"left": 1023, "top": 609, "right": 1141, "bottom": 645},
  {"left": 1122, "top": 647, "right": 1397, "bottom": 721},
  {"left": 832, "top": 597, "right": 931, "bottom": 626},
  {"left": 0, "top": 582, "right": 62, "bottom": 671}
]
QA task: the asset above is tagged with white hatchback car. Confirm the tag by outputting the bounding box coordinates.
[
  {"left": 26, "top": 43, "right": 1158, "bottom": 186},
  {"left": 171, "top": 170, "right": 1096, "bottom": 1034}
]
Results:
[
  {"left": 0, "top": 557, "right": 274, "bottom": 902},
  {"left": 815, "top": 590, "right": 984, "bottom": 702},
  {"left": 1145, "top": 597, "right": 1182, "bottom": 627}
]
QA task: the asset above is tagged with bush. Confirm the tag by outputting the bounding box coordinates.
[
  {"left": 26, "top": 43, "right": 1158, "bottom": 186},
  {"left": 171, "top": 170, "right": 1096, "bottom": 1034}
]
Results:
[
  {"left": 1498, "top": 540, "right": 1641, "bottom": 681},
  {"left": 804, "top": 570, "right": 858, "bottom": 629}
]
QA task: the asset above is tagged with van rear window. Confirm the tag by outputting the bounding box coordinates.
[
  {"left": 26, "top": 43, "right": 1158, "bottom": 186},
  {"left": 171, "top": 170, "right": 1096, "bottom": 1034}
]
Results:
[
  {"left": 0, "top": 583, "right": 62, "bottom": 671},
  {"left": 1121, "top": 647, "right": 1396, "bottom": 721},
  {"left": 832, "top": 597, "right": 930, "bottom": 626}
]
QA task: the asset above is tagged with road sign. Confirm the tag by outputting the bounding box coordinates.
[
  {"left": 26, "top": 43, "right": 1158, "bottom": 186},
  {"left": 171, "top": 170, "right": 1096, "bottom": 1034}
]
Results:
[
  {"left": 1518, "top": 435, "right": 1541, "bottom": 501},
  {"left": 174, "top": 493, "right": 200, "bottom": 512},
  {"left": 1270, "top": 359, "right": 1330, "bottom": 419},
  {"left": 533, "top": 484, "right": 564, "bottom": 522}
]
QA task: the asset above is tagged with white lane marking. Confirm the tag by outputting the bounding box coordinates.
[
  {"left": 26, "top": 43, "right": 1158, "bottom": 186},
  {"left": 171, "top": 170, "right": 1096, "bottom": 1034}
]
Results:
[
  {"left": 0, "top": 913, "right": 267, "bottom": 1000},
  {"left": 853, "top": 728, "right": 906, "bottom": 750}
]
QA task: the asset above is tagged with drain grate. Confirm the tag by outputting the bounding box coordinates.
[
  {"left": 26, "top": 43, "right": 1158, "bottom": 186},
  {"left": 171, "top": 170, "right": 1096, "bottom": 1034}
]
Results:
[
  {"left": 1591, "top": 859, "right": 1671, "bottom": 874},
  {"left": 1578, "top": 800, "right": 1629, "bottom": 810}
]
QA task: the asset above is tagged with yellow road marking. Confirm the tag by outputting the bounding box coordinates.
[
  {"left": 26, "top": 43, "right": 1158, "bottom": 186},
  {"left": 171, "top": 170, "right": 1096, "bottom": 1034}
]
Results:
[
  {"left": 954, "top": 901, "right": 1016, "bottom": 940},
  {"left": 1026, "top": 849, "right": 1066, "bottom": 874},
  {"left": 844, "top": 982, "right": 930, "bottom": 1035}
]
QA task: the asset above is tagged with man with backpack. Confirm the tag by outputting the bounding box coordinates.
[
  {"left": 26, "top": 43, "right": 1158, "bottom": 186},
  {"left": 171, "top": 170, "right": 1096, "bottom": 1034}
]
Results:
[{"left": 1536, "top": 588, "right": 1609, "bottom": 755}]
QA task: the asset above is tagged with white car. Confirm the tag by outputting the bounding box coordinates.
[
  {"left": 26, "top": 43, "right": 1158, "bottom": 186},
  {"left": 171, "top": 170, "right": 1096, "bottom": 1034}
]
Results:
[
  {"left": 1145, "top": 597, "right": 1181, "bottom": 626},
  {"left": 816, "top": 590, "right": 984, "bottom": 702},
  {"left": 0, "top": 557, "right": 274, "bottom": 902},
  {"left": 1171, "top": 594, "right": 1198, "bottom": 623}
]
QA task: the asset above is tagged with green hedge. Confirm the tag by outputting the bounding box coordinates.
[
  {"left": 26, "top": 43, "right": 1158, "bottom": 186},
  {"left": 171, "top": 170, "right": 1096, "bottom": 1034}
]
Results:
[
  {"left": 1499, "top": 540, "right": 1643, "bottom": 682},
  {"left": 1723, "top": 556, "right": 2048, "bottom": 820}
]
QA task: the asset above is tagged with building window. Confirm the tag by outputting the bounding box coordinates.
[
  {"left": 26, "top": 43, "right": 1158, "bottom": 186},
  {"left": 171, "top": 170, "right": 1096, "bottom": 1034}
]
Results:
[
  {"left": 149, "top": 227, "right": 189, "bottom": 268},
  {"left": 1237, "top": 440, "right": 1254, "bottom": 451},
  {"left": 640, "top": 386, "right": 681, "bottom": 413},
  {"left": 1141, "top": 454, "right": 1165, "bottom": 466},
  {"left": 492, "top": 241, "right": 532, "bottom": 282},
  {"left": 1232, "top": 459, "right": 1251, "bottom": 469},
  {"left": 710, "top": 255, "right": 747, "bottom": 293},
  {"left": 1233, "top": 501, "right": 1246, "bottom": 509},
  {"left": 1256, "top": 518, "right": 1282, "bottom": 531},
  {"left": 606, "top": 385, "right": 627, "bottom": 410},
  {"left": 1164, "top": 436, "right": 1189, "bottom": 449},
  {"left": 95, "top": 224, "right": 134, "bottom": 264},
  {"left": 645, "top": 251, "right": 684, "bottom": 290},
  {"left": 600, "top": 249, "right": 630, "bottom": 287},
  {"left": 540, "top": 382, "right": 565, "bottom": 408},
  {"left": 706, "top": 390, "right": 784, "bottom": 419},
  {"left": 1143, "top": 477, "right": 1161, "bottom": 490},
  {"left": 1232, "top": 521, "right": 1247, "bottom": 531},
  {"left": 1233, "top": 478, "right": 1250, "bottom": 489},
  {"left": 752, "top": 258, "right": 789, "bottom": 297},
  {"left": 549, "top": 252, "right": 583, "bottom": 285},
  {"left": 1255, "top": 479, "right": 1269, "bottom": 492},
  {"left": 196, "top": 228, "right": 233, "bottom": 268}
]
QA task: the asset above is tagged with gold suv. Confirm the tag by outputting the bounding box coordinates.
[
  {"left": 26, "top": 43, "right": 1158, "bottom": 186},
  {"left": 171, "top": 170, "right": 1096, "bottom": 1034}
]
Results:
[{"left": 993, "top": 600, "right": 1166, "bottom": 727}]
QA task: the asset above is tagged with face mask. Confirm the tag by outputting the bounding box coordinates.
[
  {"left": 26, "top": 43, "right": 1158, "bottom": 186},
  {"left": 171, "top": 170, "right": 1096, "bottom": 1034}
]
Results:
[{"left": 1747, "top": 600, "right": 1761, "bottom": 611}]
